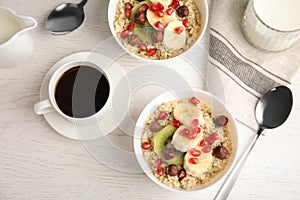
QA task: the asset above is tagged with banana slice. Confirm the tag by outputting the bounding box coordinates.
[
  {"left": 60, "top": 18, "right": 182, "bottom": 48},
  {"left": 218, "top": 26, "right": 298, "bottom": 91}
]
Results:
[
  {"left": 146, "top": 7, "right": 177, "bottom": 29},
  {"left": 171, "top": 125, "right": 203, "bottom": 152},
  {"left": 163, "top": 20, "right": 187, "bottom": 50},
  {"left": 173, "top": 102, "right": 203, "bottom": 126},
  {"left": 184, "top": 153, "right": 213, "bottom": 178},
  {"left": 150, "top": 0, "right": 172, "bottom": 7}
]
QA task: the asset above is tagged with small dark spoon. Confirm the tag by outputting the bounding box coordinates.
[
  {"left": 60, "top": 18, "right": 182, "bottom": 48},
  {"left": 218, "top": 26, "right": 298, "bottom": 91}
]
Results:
[
  {"left": 46, "top": 0, "right": 88, "bottom": 34},
  {"left": 215, "top": 86, "right": 293, "bottom": 200}
]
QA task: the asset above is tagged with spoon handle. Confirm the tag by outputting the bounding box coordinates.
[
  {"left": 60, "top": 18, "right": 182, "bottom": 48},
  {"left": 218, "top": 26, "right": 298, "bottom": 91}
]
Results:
[
  {"left": 214, "top": 128, "right": 264, "bottom": 200},
  {"left": 79, "top": 0, "right": 88, "bottom": 7}
]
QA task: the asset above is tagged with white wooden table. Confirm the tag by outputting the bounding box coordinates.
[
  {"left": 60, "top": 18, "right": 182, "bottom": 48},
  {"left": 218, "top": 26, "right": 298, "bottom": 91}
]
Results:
[{"left": 0, "top": 0, "right": 300, "bottom": 199}]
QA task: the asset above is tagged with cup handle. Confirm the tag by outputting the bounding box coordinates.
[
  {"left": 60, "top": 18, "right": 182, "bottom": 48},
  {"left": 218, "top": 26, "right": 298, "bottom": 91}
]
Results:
[{"left": 34, "top": 99, "right": 55, "bottom": 115}]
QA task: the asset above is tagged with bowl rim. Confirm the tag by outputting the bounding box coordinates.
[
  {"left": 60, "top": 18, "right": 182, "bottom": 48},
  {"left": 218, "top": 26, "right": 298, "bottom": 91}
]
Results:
[
  {"left": 107, "top": 0, "right": 209, "bottom": 62},
  {"left": 133, "top": 88, "right": 239, "bottom": 193}
]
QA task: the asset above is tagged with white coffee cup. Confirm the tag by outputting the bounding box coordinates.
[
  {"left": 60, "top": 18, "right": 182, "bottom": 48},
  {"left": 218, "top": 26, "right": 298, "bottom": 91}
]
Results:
[
  {"left": 34, "top": 60, "right": 112, "bottom": 125},
  {"left": 242, "top": 0, "right": 300, "bottom": 51}
]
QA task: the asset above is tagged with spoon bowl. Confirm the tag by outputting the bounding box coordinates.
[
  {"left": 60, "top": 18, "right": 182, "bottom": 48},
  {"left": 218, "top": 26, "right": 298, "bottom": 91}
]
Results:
[{"left": 46, "top": 0, "right": 87, "bottom": 34}]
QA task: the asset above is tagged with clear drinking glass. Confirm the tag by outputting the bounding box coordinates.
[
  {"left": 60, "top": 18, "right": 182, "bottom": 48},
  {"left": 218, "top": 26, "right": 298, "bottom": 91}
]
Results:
[{"left": 242, "top": 0, "right": 300, "bottom": 51}]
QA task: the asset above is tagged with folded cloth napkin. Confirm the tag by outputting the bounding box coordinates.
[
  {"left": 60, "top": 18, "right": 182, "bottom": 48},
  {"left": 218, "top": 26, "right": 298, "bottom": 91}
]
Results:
[{"left": 207, "top": 0, "right": 300, "bottom": 130}]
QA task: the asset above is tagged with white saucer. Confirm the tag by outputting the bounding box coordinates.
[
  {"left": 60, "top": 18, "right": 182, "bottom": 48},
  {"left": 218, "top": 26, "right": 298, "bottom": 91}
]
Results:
[{"left": 39, "top": 52, "right": 130, "bottom": 140}]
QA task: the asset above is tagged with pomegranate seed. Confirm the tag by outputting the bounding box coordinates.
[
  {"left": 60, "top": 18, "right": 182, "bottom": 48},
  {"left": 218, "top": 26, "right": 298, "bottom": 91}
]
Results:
[
  {"left": 166, "top": 7, "right": 174, "bottom": 15},
  {"left": 138, "top": 43, "right": 147, "bottom": 51},
  {"left": 206, "top": 137, "right": 214, "bottom": 145},
  {"left": 190, "top": 148, "right": 201, "bottom": 157},
  {"left": 200, "top": 139, "right": 209, "bottom": 147},
  {"left": 202, "top": 146, "right": 212, "bottom": 153},
  {"left": 155, "top": 158, "right": 163, "bottom": 167},
  {"left": 171, "top": 0, "right": 179, "bottom": 9},
  {"left": 127, "top": 23, "right": 134, "bottom": 31},
  {"left": 210, "top": 132, "right": 218, "bottom": 140},
  {"left": 180, "top": 128, "right": 190, "bottom": 136},
  {"left": 191, "top": 119, "right": 199, "bottom": 127},
  {"left": 174, "top": 26, "right": 184, "bottom": 34},
  {"left": 139, "top": 4, "right": 149, "bottom": 12},
  {"left": 156, "top": 2, "right": 164, "bottom": 10},
  {"left": 155, "top": 10, "right": 164, "bottom": 18},
  {"left": 190, "top": 97, "right": 200, "bottom": 105},
  {"left": 125, "top": 9, "right": 131, "bottom": 18},
  {"left": 187, "top": 132, "right": 197, "bottom": 139},
  {"left": 125, "top": 2, "right": 132, "bottom": 10},
  {"left": 155, "top": 21, "right": 164, "bottom": 30},
  {"left": 183, "top": 19, "right": 190, "bottom": 28},
  {"left": 189, "top": 157, "right": 199, "bottom": 165},
  {"left": 141, "top": 141, "right": 152, "bottom": 150},
  {"left": 157, "top": 167, "right": 165, "bottom": 175},
  {"left": 147, "top": 48, "right": 156, "bottom": 56},
  {"left": 120, "top": 30, "right": 129, "bottom": 39},
  {"left": 158, "top": 111, "right": 167, "bottom": 120},
  {"left": 171, "top": 120, "right": 180, "bottom": 128},
  {"left": 149, "top": 4, "right": 158, "bottom": 11},
  {"left": 192, "top": 127, "right": 201, "bottom": 134}
]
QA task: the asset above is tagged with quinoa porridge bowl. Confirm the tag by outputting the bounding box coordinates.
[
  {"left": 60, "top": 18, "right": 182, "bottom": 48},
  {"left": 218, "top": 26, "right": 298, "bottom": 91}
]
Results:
[
  {"left": 108, "top": 0, "right": 208, "bottom": 60},
  {"left": 134, "top": 89, "right": 238, "bottom": 191}
]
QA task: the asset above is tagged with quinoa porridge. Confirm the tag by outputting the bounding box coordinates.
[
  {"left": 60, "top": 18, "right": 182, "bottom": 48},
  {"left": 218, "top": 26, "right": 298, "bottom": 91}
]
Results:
[
  {"left": 140, "top": 97, "right": 233, "bottom": 190},
  {"left": 113, "top": 0, "right": 202, "bottom": 60}
]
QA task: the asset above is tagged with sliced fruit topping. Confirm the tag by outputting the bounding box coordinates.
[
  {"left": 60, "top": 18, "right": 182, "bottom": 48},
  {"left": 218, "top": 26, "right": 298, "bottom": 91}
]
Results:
[
  {"left": 173, "top": 102, "right": 202, "bottom": 126},
  {"left": 167, "top": 164, "right": 179, "bottom": 176},
  {"left": 157, "top": 167, "right": 165, "bottom": 175},
  {"left": 190, "top": 148, "right": 201, "bottom": 157},
  {"left": 170, "top": 0, "right": 180, "bottom": 9},
  {"left": 147, "top": 48, "right": 157, "bottom": 56},
  {"left": 174, "top": 26, "right": 184, "bottom": 34},
  {"left": 190, "top": 96, "right": 200, "bottom": 105},
  {"left": 158, "top": 111, "right": 167, "bottom": 120},
  {"left": 153, "top": 124, "right": 177, "bottom": 153},
  {"left": 171, "top": 120, "right": 180, "bottom": 128},
  {"left": 171, "top": 125, "right": 201, "bottom": 152},
  {"left": 189, "top": 157, "right": 199, "bottom": 165},
  {"left": 133, "top": 24, "right": 153, "bottom": 43},
  {"left": 182, "top": 19, "right": 190, "bottom": 28},
  {"left": 130, "top": 1, "right": 152, "bottom": 22},
  {"left": 141, "top": 141, "right": 152, "bottom": 150},
  {"left": 163, "top": 20, "right": 186, "bottom": 50},
  {"left": 213, "top": 115, "right": 229, "bottom": 126},
  {"left": 149, "top": 121, "right": 162, "bottom": 132},
  {"left": 212, "top": 145, "right": 228, "bottom": 160},
  {"left": 166, "top": 7, "right": 175, "bottom": 15},
  {"left": 138, "top": 43, "right": 147, "bottom": 51},
  {"left": 177, "top": 5, "right": 189, "bottom": 18},
  {"left": 154, "top": 21, "right": 164, "bottom": 29}
]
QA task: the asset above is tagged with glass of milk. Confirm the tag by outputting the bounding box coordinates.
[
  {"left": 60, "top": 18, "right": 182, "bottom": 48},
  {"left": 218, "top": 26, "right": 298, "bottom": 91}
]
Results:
[{"left": 242, "top": 0, "right": 300, "bottom": 51}]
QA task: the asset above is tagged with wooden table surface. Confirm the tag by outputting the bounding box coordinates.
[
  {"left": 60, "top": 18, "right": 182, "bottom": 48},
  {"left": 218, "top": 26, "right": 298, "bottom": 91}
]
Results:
[{"left": 0, "top": 0, "right": 299, "bottom": 199}]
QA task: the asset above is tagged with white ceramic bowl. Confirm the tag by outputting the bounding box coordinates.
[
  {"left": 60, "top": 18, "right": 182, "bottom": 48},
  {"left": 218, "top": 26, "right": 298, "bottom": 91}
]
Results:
[
  {"left": 133, "top": 89, "right": 239, "bottom": 192},
  {"left": 108, "top": 0, "right": 209, "bottom": 61}
]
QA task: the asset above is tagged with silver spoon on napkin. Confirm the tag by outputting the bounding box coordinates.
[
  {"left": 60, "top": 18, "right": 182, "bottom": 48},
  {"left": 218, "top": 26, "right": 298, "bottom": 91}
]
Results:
[
  {"left": 215, "top": 85, "right": 293, "bottom": 200},
  {"left": 46, "top": 0, "right": 88, "bottom": 34}
]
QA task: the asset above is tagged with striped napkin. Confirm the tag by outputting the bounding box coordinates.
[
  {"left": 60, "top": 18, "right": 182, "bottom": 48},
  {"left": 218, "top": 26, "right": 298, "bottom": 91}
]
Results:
[{"left": 207, "top": 0, "right": 300, "bottom": 130}]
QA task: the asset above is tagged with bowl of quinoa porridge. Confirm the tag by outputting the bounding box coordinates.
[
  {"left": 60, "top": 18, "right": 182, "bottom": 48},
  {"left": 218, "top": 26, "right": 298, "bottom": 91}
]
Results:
[
  {"left": 108, "top": 0, "right": 208, "bottom": 61},
  {"left": 133, "top": 89, "right": 238, "bottom": 192}
]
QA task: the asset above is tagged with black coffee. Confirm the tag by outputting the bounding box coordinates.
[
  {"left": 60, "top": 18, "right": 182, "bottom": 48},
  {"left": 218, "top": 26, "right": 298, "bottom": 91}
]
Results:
[{"left": 55, "top": 65, "right": 110, "bottom": 118}]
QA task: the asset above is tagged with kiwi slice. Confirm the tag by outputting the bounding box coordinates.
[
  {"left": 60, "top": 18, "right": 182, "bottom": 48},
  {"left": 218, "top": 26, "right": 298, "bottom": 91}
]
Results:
[
  {"left": 130, "top": 0, "right": 152, "bottom": 22},
  {"left": 153, "top": 125, "right": 184, "bottom": 165},
  {"left": 133, "top": 24, "right": 153, "bottom": 43}
]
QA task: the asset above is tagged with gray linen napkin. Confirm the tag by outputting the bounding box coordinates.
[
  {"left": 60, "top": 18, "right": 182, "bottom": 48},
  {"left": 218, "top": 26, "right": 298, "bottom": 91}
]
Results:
[{"left": 207, "top": 0, "right": 300, "bottom": 130}]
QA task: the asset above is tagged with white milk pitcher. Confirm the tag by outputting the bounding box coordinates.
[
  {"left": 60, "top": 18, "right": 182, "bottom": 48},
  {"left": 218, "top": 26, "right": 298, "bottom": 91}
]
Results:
[{"left": 0, "top": 6, "right": 37, "bottom": 68}]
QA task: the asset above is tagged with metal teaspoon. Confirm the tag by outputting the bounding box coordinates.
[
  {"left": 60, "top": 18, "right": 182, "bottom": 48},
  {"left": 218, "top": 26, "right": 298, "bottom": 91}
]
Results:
[
  {"left": 214, "top": 85, "right": 293, "bottom": 200},
  {"left": 46, "top": 0, "right": 88, "bottom": 34}
]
